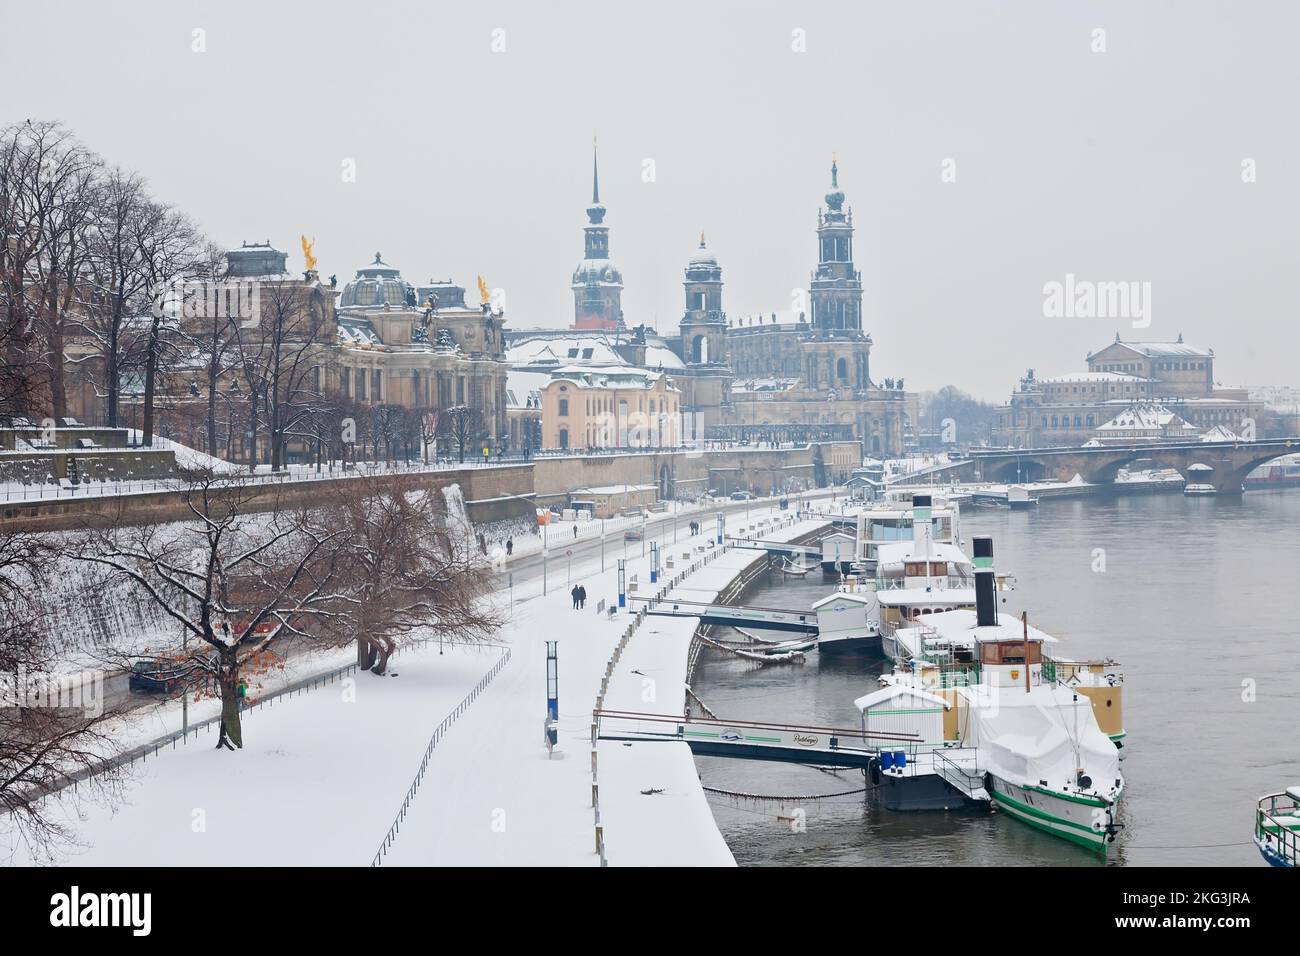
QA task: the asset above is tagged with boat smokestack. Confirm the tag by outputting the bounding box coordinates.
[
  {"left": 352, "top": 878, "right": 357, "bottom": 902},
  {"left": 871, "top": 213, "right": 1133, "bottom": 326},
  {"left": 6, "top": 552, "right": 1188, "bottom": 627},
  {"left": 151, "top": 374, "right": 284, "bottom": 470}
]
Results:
[
  {"left": 912, "top": 494, "right": 932, "bottom": 545},
  {"left": 973, "top": 535, "right": 997, "bottom": 628}
]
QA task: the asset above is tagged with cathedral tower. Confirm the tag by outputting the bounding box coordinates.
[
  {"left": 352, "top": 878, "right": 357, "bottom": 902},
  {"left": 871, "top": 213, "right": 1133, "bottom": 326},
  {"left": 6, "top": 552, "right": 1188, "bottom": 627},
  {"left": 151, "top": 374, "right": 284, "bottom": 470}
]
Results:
[
  {"left": 571, "top": 142, "right": 625, "bottom": 330},
  {"left": 679, "top": 234, "right": 727, "bottom": 365}
]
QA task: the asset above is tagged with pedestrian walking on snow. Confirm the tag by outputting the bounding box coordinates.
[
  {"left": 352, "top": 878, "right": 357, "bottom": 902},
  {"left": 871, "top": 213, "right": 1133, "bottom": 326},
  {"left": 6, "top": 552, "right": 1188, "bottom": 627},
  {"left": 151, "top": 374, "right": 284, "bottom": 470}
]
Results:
[{"left": 571, "top": 585, "right": 580, "bottom": 610}]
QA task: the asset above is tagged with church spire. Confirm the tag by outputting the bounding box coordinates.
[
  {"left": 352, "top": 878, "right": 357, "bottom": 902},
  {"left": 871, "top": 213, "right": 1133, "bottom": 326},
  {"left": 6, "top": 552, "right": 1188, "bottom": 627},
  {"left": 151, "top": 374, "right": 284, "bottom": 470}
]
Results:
[
  {"left": 586, "top": 137, "right": 606, "bottom": 225},
  {"left": 825, "top": 153, "right": 845, "bottom": 213}
]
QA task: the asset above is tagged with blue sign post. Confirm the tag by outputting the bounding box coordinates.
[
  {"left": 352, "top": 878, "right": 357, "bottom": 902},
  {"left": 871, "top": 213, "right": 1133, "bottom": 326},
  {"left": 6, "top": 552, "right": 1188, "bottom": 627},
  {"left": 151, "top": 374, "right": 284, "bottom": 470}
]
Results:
[
  {"left": 716, "top": 511, "right": 725, "bottom": 546},
  {"left": 545, "top": 641, "right": 559, "bottom": 752},
  {"left": 617, "top": 559, "right": 626, "bottom": 608},
  {"left": 649, "top": 541, "right": 659, "bottom": 583}
]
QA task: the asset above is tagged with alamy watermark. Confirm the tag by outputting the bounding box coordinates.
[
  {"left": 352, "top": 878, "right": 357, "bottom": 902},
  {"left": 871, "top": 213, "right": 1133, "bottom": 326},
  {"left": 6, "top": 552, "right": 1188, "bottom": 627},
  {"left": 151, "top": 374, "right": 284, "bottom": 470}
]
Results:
[
  {"left": 1, "top": 665, "right": 104, "bottom": 717},
  {"left": 152, "top": 279, "right": 261, "bottom": 329},
  {"left": 1043, "top": 273, "right": 1151, "bottom": 328}
]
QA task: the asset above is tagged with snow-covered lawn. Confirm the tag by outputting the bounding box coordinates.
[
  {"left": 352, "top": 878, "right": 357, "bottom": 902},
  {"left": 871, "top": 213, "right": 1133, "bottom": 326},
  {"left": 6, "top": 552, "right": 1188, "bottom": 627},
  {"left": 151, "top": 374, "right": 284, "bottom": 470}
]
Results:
[{"left": 5, "top": 642, "right": 505, "bottom": 866}]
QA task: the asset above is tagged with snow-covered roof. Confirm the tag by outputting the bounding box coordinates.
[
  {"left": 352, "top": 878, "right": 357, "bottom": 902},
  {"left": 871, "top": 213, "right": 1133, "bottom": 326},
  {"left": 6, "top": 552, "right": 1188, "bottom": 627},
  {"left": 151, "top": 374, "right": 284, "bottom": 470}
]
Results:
[
  {"left": 854, "top": 683, "right": 950, "bottom": 713},
  {"left": 547, "top": 365, "right": 678, "bottom": 391},
  {"left": 1111, "top": 339, "right": 1213, "bottom": 359},
  {"left": 643, "top": 343, "right": 686, "bottom": 370},
  {"left": 811, "top": 590, "right": 876, "bottom": 610},
  {"left": 919, "top": 608, "right": 1059, "bottom": 645},
  {"left": 338, "top": 317, "right": 382, "bottom": 346},
  {"left": 1097, "top": 403, "right": 1188, "bottom": 432},
  {"left": 876, "top": 541, "right": 970, "bottom": 566},
  {"left": 1199, "top": 424, "right": 1242, "bottom": 442},
  {"left": 509, "top": 337, "right": 623, "bottom": 366},
  {"left": 1038, "top": 371, "right": 1151, "bottom": 384},
  {"left": 875, "top": 587, "right": 976, "bottom": 607}
]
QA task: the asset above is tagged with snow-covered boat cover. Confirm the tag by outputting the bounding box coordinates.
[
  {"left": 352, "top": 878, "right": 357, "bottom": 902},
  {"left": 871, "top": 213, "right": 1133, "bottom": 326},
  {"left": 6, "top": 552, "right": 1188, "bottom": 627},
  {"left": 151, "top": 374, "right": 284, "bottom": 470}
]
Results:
[{"left": 960, "top": 684, "right": 1121, "bottom": 799}]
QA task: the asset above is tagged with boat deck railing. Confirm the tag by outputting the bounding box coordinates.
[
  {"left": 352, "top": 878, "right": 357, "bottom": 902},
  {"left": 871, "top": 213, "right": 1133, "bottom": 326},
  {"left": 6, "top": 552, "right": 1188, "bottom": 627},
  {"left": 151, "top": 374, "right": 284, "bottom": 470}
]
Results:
[
  {"left": 932, "top": 747, "right": 987, "bottom": 798},
  {"left": 1041, "top": 656, "right": 1124, "bottom": 688},
  {"left": 1256, "top": 792, "right": 1300, "bottom": 867},
  {"left": 913, "top": 660, "right": 982, "bottom": 689},
  {"left": 876, "top": 576, "right": 971, "bottom": 592}
]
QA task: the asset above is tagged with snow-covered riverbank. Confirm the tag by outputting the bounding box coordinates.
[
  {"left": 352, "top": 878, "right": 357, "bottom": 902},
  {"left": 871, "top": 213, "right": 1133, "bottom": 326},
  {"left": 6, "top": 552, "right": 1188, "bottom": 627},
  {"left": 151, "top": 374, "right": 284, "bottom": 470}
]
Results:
[{"left": 6, "top": 507, "right": 830, "bottom": 867}]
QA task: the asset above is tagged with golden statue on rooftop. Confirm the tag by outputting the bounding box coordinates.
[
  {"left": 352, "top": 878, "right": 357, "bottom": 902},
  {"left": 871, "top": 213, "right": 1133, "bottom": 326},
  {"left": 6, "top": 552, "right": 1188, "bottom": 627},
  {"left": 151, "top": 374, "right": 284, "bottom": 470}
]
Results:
[
  {"left": 300, "top": 235, "right": 317, "bottom": 273},
  {"left": 477, "top": 275, "right": 490, "bottom": 305}
]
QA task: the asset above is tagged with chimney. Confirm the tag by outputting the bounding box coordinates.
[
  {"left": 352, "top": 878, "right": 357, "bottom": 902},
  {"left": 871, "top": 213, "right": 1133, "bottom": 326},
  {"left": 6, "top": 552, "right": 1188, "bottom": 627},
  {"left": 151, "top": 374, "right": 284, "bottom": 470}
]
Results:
[
  {"left": 912, "top": 494, "right": 932, "bottom": 545},
  {"left": 973, "top": 535, "right": 997, "bottom": 628}
]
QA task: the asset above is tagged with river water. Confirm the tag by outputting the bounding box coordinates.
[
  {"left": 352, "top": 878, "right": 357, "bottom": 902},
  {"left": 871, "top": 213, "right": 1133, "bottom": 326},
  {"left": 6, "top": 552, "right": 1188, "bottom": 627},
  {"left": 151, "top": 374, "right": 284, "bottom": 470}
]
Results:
[{"left": 691, "top": 491, "right": 1300, "bottom": 866}]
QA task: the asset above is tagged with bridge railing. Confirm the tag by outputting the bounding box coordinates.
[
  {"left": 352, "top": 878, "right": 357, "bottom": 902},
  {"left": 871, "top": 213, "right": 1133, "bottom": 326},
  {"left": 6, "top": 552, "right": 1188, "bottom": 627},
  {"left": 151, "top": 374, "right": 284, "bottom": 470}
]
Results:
[{"left": 593, "top": 708, "right": 919, "bottom": 751}]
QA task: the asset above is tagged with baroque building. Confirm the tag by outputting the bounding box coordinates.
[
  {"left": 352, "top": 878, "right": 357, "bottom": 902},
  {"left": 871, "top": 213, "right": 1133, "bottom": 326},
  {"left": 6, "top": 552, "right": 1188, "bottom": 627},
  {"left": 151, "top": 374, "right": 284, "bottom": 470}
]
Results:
[
  {"left": 334, "top": 252, "right": 509, "bottom": 442},
  {"left": 993, "top": 334, "right": 1263, "bottom": 447}
]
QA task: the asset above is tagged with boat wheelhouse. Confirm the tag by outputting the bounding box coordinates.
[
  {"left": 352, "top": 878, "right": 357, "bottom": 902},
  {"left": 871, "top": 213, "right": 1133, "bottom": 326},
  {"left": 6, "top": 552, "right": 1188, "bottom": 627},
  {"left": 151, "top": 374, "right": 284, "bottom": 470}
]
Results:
[{"left": 1255, "top": 787, "right": 1300, "bottom": 867}]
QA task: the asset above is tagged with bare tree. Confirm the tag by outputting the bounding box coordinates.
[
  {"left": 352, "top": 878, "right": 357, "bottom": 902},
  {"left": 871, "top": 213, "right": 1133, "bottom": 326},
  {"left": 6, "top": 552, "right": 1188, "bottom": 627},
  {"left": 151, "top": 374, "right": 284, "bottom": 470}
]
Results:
[
  {"left": 77, "top": 474, "right": 350, "bottom": 750},
  {"left": 132, "top": 199, "right": 204, "bottom": 446},
  {"left": 0, "top": 121, "right": 93, "bottom": 423},
  {"left": 178, "top": 242, "right": 240, "bottom": 456},
  {"left": 438, "top": 404, "right": 486, "bottom": 463},
  {"left": 0, "top": 526, "right": 125, "bottom": 862},
  {"left": 21, "top": 124, "right": 101, "bottom": 421},
  {"left": 81, "top": 166, "right": 157, "bottom": 429},
  {"left": 330, "top": 477, "right": 502, "bottom": 674},
  {"left": 232, "top": 278, "right": 330, "bottom": 471}
]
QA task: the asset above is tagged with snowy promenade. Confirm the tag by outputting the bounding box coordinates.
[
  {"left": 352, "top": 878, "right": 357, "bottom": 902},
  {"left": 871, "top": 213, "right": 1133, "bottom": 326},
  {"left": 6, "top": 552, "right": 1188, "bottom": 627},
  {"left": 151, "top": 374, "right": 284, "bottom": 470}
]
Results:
[{"left": 386, "top": 510, "right": 824, "bottom": 866}]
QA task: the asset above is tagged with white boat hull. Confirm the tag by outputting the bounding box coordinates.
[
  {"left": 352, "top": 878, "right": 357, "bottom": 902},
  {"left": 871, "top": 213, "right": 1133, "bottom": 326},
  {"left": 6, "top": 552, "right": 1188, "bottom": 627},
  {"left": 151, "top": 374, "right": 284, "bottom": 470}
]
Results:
[{"left": 989, "top": 776, "right": 1119, "bottom": 852}]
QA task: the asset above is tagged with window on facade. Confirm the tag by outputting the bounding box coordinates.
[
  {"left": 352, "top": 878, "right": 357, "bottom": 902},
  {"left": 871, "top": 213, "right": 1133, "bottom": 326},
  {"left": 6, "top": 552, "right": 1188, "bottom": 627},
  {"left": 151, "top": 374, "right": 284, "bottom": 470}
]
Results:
[
  {"left": 358, "top": 373, "right": 367, "bottom": 401},
  {"left": 340, "top": 368, "right": 351, "bottom": 397},
  {"left": 559, "top": 399, "right": 568, "bottom": 416},
  {"left": 372, "top": 370, "right": 382, "bottom": 402}
]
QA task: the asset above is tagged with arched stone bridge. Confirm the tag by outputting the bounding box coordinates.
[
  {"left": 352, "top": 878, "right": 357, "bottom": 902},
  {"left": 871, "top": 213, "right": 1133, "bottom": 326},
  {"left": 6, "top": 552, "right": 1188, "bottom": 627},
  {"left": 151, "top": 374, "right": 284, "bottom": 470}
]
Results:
[{"left": 969, "top": 438, "right": 1300, "bottom": 494}]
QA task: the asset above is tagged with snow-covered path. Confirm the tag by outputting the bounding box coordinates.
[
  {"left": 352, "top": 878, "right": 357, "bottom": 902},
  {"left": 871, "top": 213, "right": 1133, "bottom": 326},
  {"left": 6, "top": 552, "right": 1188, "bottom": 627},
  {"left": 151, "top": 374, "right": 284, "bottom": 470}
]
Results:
[{"left": 385, "top": 512, "right": 824, "bottom": 866}]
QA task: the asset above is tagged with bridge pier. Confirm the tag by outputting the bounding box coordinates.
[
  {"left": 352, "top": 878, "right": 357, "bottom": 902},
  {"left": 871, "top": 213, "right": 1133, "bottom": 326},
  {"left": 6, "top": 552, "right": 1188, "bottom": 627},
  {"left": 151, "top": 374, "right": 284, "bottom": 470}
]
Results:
[{"left": 1212, "top": 470, "right": 1248, "bottom": 495}]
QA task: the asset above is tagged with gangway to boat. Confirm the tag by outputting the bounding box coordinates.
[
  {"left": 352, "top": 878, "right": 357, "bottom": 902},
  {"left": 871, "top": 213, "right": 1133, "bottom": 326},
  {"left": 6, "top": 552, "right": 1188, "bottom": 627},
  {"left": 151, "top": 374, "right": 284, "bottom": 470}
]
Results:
[
  {"left": 594, "top": 708, "right": 917, "bottom": 769},
  {"left": 723, "top": 537, "right": 823, "bottom": 562},
  {"left": 632, "top": 596, "right": 818, "bottom": 634}
]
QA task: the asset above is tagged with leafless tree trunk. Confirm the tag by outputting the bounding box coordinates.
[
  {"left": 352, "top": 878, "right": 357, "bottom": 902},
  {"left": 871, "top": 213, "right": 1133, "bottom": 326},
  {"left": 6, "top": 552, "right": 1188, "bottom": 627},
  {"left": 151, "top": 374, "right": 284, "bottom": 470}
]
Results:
[
  {"left": 76, "top": 473, "right": 351, "bottom": 750},
  {"left": 0, "top": 526, "right": 126, "bottom": 862},
  {"left": 329, "top": 476, "right": 502, "bottom": 676}
]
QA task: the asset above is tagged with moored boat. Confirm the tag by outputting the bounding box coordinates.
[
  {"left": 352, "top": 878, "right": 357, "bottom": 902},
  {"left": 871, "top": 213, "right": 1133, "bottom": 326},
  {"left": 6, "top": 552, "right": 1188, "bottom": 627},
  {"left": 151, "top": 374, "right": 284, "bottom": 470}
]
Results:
[
  {"left": 871, "top": 534, "right": 1125, "bottom": 853},
  {"left": 1255, "top": 787, "right": 1300, "bottom": 867}
]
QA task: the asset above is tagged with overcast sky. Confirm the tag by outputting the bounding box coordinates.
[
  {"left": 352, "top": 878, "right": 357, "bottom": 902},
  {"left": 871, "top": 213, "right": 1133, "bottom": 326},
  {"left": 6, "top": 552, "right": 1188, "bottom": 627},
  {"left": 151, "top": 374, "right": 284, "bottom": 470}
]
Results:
[{"left": 4, "top": 0, "right": 1298, "bottom": 400}]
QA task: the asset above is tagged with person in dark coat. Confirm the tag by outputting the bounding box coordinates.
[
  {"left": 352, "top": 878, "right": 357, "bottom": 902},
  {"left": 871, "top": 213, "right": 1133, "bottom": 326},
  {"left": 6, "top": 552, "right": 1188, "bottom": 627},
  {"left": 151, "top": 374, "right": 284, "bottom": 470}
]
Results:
[
  {"left": 506, "top": 539, "right": 513, "bottom": 556},
  {"left": 577, "top": 585, "right": 587, "bottom": 609},
  {"left": 571, "top": 585, "right": 580, "bottom": 610}
]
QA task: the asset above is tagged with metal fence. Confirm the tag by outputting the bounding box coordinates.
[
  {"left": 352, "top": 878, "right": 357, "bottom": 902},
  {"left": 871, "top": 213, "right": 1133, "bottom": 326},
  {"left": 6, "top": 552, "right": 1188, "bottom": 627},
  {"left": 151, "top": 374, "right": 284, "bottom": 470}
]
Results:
[
  {"left": 49, "top": 659, "right": 360, "bottom": 797},
  {"left": 369, "top": 647, "right": 513, "bottom": 866}
]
